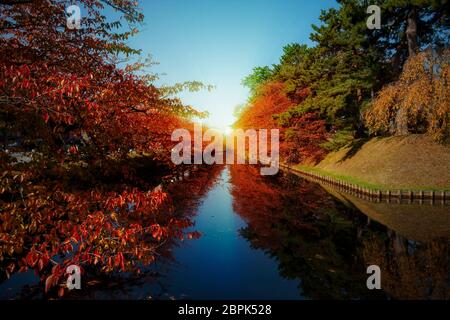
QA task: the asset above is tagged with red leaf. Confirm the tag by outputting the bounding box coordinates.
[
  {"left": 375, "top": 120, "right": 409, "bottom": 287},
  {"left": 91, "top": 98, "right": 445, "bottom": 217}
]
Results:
[
  {"left": 45, "top": 274, "right": 54, "bottom": 293},
  {"left": 38, "top": 258, "right": 44, "bottom": 271},
  {"left": 68, "top": 145, "right": 78, "bottom": 154}
]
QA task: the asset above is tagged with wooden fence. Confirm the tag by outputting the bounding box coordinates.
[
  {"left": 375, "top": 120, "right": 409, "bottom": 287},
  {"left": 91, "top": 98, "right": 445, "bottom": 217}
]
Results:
[{"left": 280, "top": 163, "right": 450, "bottom": 204}]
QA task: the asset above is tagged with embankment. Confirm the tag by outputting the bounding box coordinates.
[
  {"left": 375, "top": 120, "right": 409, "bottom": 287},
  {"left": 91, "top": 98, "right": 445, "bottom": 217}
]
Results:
[{"left": 294, "top": 134, "right": 450, "bottom": 190}]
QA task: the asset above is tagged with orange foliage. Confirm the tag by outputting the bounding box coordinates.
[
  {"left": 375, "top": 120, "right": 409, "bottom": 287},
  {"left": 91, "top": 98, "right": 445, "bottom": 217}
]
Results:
[
  {"left": 365, "top": 48, "right": 450, "bottom": 142},
  {"left": 234, "top": 82, "right": 327, "bottom": 164},
  {"left": 234, "top": 82, "right": 293, "bottom": 130}
]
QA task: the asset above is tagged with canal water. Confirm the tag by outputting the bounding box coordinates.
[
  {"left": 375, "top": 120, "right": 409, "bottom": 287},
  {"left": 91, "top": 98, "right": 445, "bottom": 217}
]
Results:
[{"left": 1, "top": 165, "right": 449, "bottom": 299}]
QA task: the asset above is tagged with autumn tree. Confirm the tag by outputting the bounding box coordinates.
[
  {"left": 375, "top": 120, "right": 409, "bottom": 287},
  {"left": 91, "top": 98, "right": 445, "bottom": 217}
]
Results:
[
  {"left": 238, "top": 0, "right": 449, "bottom": 162},
  {"left": 365, "top": 48, "right": 450, "bottom": 142},
  {"left": 0, "top": 0, "right": 205, "bottom": 297},
  {"left": 279, "top": 112, "right": 328, "bottom": 164},
  {"left": 234, "top": 82, "right": 292, "bottom": 130}
]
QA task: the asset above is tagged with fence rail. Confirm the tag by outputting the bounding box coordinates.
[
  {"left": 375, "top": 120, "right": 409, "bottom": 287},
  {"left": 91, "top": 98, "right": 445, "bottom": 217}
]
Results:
[{"left": 280, "top": 163, "right": 450, "bottom": 204}]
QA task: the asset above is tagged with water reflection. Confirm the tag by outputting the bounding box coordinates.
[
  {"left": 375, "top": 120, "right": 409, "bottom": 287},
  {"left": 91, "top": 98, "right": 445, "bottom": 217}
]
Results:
[
  {"left": 230, "top": 165, "right": 450, "bottom": 299},
  {"left": 0, "top": 166, "right": 224, "bottom": 300},
  {"left": 149, "top": 166, "right": 301, "bottom": 300},
  {"left": 1, "top": 165, "right": 449, "bottom": 299}
]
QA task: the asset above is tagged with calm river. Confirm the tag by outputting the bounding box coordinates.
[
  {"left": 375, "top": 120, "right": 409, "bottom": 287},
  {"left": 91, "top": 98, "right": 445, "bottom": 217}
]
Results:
[{"left": 1, "top": 165, "right": 449, "bottom": 299}]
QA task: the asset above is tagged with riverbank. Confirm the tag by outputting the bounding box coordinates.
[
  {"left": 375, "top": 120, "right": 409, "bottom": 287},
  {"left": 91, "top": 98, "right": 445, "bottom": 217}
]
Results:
[{"left": 291, "top": 134, "right": 450, "bottom": 191}]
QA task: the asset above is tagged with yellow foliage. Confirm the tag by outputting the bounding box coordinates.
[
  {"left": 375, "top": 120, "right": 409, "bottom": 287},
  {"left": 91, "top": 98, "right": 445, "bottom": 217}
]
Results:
[{"left": 365, "top": 48, "right": 450, "bottom": 142}]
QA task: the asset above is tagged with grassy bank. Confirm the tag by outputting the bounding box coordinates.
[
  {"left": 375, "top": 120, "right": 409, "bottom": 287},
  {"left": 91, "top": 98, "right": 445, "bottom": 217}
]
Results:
[{"left": 293, "top": 134, "right": 450, "bottom": 191}]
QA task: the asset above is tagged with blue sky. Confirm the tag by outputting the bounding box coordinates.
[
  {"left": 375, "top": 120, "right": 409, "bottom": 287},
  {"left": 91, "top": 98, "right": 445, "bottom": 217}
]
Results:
[{"left": 126, "top": 0, "right": 337, "bottom": 129}]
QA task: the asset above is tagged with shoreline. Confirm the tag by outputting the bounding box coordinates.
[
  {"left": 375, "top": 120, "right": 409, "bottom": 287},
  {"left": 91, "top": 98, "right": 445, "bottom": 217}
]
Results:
[
  {"left": 280, "top": 163, "right": 449, "bottom": 202},
  {"left": 279, "top": 134, "right": 450, "bottom": 201}
]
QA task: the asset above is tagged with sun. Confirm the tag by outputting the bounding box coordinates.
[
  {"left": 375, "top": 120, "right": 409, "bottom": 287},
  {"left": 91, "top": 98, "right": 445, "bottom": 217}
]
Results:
[{"left": 223, "top": 126, "right": 233, "bottom": 136}]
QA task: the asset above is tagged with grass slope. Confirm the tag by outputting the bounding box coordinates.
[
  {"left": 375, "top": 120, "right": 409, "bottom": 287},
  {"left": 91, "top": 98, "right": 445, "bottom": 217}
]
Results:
[{"left": 296, "top": 134, "right": 450, "bottom": 190}]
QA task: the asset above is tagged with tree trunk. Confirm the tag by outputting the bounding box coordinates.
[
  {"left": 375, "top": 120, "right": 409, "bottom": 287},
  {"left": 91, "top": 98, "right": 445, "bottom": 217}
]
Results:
[{"left": 406, "top": 7, "right": 418, "bottom": 57}]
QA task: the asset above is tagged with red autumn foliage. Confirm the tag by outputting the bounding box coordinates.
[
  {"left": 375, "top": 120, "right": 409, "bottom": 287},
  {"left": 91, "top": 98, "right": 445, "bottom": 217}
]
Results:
[
  {"left": 0, "top": 0, "right": 203, "bottom": 297},
  {"left": 234, "top": 82, "right": 293, "bottom": 130},
  {"left": 234, "top": 82, "right": 327, "bottom": 164},
  {"left": 281, "top": 112, "right": 328, "bottom": 164}
]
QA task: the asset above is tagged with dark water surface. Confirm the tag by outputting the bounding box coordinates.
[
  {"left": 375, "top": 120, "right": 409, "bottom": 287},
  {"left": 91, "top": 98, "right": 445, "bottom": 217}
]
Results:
[{"left": 1, "top": 165, "right": 449, "bottom": 299}]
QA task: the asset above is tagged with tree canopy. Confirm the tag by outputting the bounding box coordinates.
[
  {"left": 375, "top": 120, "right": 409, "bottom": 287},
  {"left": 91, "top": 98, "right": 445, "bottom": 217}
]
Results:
[
  {"left": 237, "top": 0, "right": 449, "bottom": 164},
  {"left": 0, "top": 0, "right": 205, "bottom": 297}
]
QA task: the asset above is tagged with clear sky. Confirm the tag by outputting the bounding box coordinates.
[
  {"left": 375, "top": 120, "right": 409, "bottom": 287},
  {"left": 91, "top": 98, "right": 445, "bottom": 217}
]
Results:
[{"left": 126, "top": 0, "right": 337, "bottom": 130}]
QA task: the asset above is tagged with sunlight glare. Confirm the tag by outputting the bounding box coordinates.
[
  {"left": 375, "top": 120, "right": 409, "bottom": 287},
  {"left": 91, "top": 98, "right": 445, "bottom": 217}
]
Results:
[{"left": 223, "top": 126, "right": 233, "bottom": 136}]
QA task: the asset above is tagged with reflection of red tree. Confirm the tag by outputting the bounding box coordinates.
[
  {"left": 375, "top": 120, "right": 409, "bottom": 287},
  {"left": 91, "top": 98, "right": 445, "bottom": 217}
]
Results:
[
  {"left": 229, "top": 165, "right": 333, "bottom": 245},
  {"left": 230, "top": 165, "right": 282, "bottom": 238},
  {"left": 167, "top": 165, "right": 225, "bottom": 218},
  {"left": 229, "top": 166, "right": 381, "bottom": 299}
]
